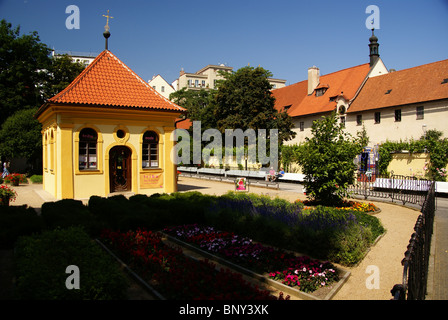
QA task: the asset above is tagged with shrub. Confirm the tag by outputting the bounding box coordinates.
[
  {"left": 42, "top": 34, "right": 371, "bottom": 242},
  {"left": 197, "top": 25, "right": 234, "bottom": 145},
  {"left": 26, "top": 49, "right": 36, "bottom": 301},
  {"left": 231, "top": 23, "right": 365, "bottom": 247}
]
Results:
[
  {"left": 0, "top": 205, "right": 44, "bottom": 249},
  {"left": 328, "top": 223, "right": 373, "bottom": 266},
  {"left": 41, "top": 199, "right": 101, "bottom": 236},
  {"left": 133, "top": 191, "right": 216, "bottom": 228},
  {"left": 14, "top": 226, "right": 129, "bottom": 300},
  {"left": 204, "top": 193, "right": 385, "bottom": 266},
  {"left": 29, "top": 175, "right": 43, "bottom": 183},
  {"left": 352, "top": 212, "right": 385, "bottom": 242},
  {"left": 296, "top": 112, "right": 365, "bottom": 205}
]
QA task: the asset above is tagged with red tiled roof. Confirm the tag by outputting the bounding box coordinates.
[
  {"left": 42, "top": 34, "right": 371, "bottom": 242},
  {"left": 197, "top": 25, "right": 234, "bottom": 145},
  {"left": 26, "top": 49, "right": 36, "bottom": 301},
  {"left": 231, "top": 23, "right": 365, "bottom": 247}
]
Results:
[
  {"left": 348, "top": 59, "right": 448, "bottom": 113},
  {"left": 271, "top": 80, "right": 308, "bottom": 114},
  {"left": 175, "top": 118, "right": 192, "bottom": 130},
  {"left": 272, "top": 63, "right": 370, "bottom": 117},
  {"left": 40, "top": 50, "right": 185, "bottom": 113}
]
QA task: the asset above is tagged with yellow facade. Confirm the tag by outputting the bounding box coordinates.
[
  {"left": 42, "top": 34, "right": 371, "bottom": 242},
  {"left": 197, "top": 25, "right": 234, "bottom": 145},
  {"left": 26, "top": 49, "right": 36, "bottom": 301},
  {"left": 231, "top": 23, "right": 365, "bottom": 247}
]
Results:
[{"left": 38, "top": 105, "right": 182, "bottom": 200}]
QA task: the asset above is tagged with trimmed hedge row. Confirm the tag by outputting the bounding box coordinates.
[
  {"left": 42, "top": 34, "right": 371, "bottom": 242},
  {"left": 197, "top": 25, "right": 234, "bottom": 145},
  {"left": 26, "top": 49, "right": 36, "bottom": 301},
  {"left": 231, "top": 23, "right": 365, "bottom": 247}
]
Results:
[
  {"left": 2, "top": 191, "right": 385, "bottom": 269},
  {"left": 14, "top": 226, "right": 128, "bottom": 300}
]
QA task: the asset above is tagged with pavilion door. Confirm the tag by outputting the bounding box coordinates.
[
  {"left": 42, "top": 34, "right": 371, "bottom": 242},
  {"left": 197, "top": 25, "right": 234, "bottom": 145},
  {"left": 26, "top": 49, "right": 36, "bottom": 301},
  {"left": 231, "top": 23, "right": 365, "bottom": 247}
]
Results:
[{"left": 109, "top": 146, "right": 131, "bottom": 193}]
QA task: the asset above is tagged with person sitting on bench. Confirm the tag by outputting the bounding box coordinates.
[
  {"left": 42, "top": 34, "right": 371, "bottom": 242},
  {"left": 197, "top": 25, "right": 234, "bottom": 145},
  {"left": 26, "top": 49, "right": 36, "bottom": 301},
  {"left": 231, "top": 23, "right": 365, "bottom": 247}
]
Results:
[
  {"left": 276, "top": 168, "right": 285, "bottom": 179},
  {"left": 267, "top": 167, "right": 276, "bottom": 181}
]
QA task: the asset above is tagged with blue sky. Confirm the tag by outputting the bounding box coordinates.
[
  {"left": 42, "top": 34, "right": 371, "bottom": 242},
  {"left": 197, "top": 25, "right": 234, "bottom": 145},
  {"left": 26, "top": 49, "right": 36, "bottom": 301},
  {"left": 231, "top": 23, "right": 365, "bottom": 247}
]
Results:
[{"left": 1, "top": 0, "right": 447, "bottom": 85}]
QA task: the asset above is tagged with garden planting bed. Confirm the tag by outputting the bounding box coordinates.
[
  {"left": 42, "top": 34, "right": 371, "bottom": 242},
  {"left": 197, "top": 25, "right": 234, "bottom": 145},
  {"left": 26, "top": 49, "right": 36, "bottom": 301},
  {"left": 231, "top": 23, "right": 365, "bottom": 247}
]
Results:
[
  {"left": 162, "top": 224, "right": 350, "bottom": 300},
  {"left": 98, "top": 225, "right": 350, "bottom": 300},
  {"left": 98, "top": 229, "right": 290, "bottom": 300}
]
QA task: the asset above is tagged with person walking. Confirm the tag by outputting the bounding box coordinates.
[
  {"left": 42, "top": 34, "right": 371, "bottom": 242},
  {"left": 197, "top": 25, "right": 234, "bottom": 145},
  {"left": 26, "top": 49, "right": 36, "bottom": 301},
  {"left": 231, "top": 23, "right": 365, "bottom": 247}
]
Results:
[{"left": 2, "top": 161, "right": 10, "bottom": 179}]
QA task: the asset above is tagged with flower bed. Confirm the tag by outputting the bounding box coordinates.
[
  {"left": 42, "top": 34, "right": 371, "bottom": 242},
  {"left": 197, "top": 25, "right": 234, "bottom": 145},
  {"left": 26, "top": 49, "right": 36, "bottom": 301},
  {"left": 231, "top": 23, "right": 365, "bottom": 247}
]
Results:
[
  {"left": 100, "top": 228, "right": 287, "bottom": 300},
  {"left": 296, "top": 199, "right": 379, "bottom": 213},
  {"left": 163, "top": 224, "right": 339, "bottom": 294}
]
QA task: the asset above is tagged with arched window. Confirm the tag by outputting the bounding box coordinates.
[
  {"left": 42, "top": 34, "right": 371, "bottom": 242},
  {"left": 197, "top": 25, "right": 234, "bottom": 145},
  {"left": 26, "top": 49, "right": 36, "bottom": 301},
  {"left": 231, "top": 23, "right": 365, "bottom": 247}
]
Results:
[
  {"left": 79, "top": 128, "right": 98, "bottom": 170},
  {"left": 142, "top": 131, "right": 159, "bottom": 168}
]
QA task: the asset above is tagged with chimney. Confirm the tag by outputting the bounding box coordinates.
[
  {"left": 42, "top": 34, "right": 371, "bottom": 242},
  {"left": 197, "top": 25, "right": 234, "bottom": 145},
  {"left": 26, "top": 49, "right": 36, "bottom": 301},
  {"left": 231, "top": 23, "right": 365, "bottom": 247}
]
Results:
[
  {"left": 179, "top": 68, "right": 185, "bottom": 76},
  {"left": 308, "top": 66, "right": 320, "bottom": 95}
]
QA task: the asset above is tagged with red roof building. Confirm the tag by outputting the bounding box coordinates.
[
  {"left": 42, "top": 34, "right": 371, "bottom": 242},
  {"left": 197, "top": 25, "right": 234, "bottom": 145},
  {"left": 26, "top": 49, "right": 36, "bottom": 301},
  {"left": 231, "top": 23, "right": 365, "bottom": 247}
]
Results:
[
  {"left": 37, "top": 50, "right": 184, "bottom": 115},
  {"left": 36, "top": 49, "right": 185, "bottom": 200},
  {"left": 345, "top": 59, "right": 448, "bottom": 147}
]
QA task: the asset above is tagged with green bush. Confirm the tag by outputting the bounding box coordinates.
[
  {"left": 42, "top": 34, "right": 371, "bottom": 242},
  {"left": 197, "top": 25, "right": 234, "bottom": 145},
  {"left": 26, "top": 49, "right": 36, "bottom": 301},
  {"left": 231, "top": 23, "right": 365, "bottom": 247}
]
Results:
[
  {"left": 328, "top": 223, "right": 373, "bottom": 266},
  {"left": 0, "top": 205, "right": 44, "bottom": 249},
  {"left": 14, "top": 226, "right": 129, "bottom": 300},
  {"left": 41, "top": 199, "right": 101, "bottom": 236},
  {"left": 88, "top": 191, "right": 385, "bottom": 266},
  {"left": 203, "top": 193, "right": 385, "bottom": 266},
  {"left": 130, "top": 191, "right": 216, "bottom": 228},
  {"left": 29, "top": 175, "right": 43, "bottom": 183},
  {"left": 352, "top": 212, "right": 385, "bottom": 242}
]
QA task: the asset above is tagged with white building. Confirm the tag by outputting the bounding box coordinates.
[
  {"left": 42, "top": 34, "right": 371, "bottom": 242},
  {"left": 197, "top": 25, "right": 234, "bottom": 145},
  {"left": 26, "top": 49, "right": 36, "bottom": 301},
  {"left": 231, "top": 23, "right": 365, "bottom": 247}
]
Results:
[
  {"left": 174, "top": 64, "right": 286, "bottom": 91},
  {"left": 148, "top": 74, "right": 176, "bottom": 100},
  {"left": 51, "top": 50, "right": 98, "bottom": 67}
]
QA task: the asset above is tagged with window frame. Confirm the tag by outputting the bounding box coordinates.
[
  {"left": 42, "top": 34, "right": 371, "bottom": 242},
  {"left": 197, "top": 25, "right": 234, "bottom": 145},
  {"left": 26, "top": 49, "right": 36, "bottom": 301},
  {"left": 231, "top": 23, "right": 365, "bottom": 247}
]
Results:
[
  {"left": 395, "top": 109, "right": 402, "bottom": 122},
  {"left": 78, "top": 128, "right": 98, "bottom": 171},
  {"left": 416, "top": 106, "right": 424, "bottom": 120},
  {"left": 374, "top": 112, "right": 381, "bottom": 124},
  {"left": 356, "top": 114, "right": 363, "bottom": 126},
  {"left": 142, "top": 130, "right": 160, "bottom": 169}
]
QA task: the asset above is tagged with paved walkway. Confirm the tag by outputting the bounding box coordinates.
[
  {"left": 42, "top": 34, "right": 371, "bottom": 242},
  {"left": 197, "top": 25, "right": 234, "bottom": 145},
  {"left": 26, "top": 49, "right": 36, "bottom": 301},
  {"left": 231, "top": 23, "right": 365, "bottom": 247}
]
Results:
[
  {"left": 426, "top": 196, "right": 448, "bottom": 300},
  {"left": 8, "top": 178, "right": 448, "bottom": 300}
]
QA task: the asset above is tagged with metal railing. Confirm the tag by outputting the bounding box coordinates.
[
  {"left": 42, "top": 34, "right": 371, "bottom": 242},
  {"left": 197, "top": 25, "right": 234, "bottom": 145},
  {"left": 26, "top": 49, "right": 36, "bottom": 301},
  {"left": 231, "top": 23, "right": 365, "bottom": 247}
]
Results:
[
  {"left": 349, "top": 171, "right": 432, "bottom": 207},
  {"left": 391, "top": 181, "right": 436, "bottom": 300}
]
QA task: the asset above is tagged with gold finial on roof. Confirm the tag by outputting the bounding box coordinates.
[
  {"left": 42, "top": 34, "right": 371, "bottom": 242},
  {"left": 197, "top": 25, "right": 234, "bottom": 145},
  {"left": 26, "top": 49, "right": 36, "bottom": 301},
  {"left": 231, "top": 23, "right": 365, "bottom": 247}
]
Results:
[
  {"left": 102, "top": 9, "right": 114, "bottom": 32},
  {"left": 102, "top": 10, "right": 114, "bottom": 50}
]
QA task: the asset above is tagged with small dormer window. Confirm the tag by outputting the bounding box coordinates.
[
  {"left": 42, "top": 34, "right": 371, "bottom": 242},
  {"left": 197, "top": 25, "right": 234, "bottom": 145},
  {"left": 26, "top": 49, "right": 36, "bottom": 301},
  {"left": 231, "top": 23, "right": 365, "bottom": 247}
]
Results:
[
  {"left": 283, "top": 105, "right": 292, "bottom": 112},
  {"left": 315, "top": 88, "right": 327, "bottom": 97}
]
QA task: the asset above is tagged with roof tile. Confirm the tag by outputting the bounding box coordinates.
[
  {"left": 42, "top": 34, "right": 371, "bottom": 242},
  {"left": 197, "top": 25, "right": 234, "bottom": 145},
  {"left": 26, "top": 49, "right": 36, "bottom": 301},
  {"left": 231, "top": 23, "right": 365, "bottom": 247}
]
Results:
[
  {"left": 272, "top": 63, "right": 370, "bottom": 117},
  {"left": 44, "top": 50, "right": 185, "bottom": 113},
  {"left": 349, "top": 59, "right": 448, "bottom": 113}
]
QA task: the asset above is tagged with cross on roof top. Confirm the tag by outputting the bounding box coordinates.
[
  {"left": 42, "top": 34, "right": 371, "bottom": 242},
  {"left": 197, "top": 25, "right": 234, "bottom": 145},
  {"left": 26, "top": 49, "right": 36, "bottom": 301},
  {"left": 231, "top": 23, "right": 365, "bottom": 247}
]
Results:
[{"left": 102, "top": 9, "right": 113, "bottom": 31}]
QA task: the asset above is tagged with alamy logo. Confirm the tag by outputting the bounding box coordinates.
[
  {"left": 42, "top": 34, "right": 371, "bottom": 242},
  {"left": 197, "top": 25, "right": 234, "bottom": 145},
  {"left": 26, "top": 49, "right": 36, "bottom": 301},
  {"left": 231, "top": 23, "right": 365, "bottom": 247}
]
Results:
[
  {"left": 171, "top": 121, "right": 279, "bottom": 170},
  {"left": 365, "top": 265, "right": 380, "bottom": 289},
  {"left": 365, "top": 5, "right": 380, "bottom": 30},
  {"left": 65, "top": 5, "right": 80, "bottom": 30},
  {"left": 65, "top": 265, "right": 80, "bottom": 290}
]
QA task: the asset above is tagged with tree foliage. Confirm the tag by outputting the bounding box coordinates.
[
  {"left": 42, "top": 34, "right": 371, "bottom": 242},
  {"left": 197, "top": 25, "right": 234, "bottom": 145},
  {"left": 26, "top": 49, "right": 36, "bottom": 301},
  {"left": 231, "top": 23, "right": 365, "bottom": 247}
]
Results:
[
  {"left": 213, "top": 66, "right": 295, "bottom": 143},
  {"left": 170, "top": 88, "right": 217, "bottom": 131},
  {"left": 0, "top": 19, "right": 51, "bottom": 124},
  {"left": 0, "top": 108, "right": 42, "bottom": 165},
  {"left": 42, "top": 54, "right": 85, "bottom": 99},
  {"left": 0, "top": 19, "right": 85, "bottom": 169},
  {"left": 297, "top": 112, "right": 364, "bottom": 205}
]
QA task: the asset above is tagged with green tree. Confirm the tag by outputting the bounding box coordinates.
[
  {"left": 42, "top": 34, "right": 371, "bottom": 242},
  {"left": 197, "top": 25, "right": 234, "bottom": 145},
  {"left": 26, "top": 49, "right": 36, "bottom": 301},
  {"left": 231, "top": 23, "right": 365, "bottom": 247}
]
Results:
[
  {"left": 0, "top": 108, "right": 42, "bottom": 169},
  {"left": 297, "top": 112, "right": 364, "bottom": 205},
  {"left": 0, "top": 19, "right": 51, "bottom": 125},
  {"left": 0, "top": 20, "right": 85, "bottom": 172},
  {"left": 170, "top": 87, "right": 217, "bottom": 131},
  {"left": 213, "top": 66, "right": 295, "bottom": 143},
  {"left": 42, "top": 54, "right": 85, "bottom": 99}
]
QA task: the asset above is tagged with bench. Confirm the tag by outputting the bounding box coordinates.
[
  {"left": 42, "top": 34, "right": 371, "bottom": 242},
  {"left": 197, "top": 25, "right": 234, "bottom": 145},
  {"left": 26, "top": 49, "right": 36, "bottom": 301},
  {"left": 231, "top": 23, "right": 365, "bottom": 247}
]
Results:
[
  {"left": 197, "top": 168, "right": 226, "bottom": 175},
  {"left": 436, "top": 181, "right": 448, "bottom": 194},
  {"left": 177, "top": 166, "right": 198, "bottom": 177},
  {"left": 224, "top": 170, "right": 251, "bottom": 178},
  {"left": 371, "top": 178, "right": 432, "bottom": 192},
  {"left": 277, "top": 173, "right": 305, "bottom": 183}
]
